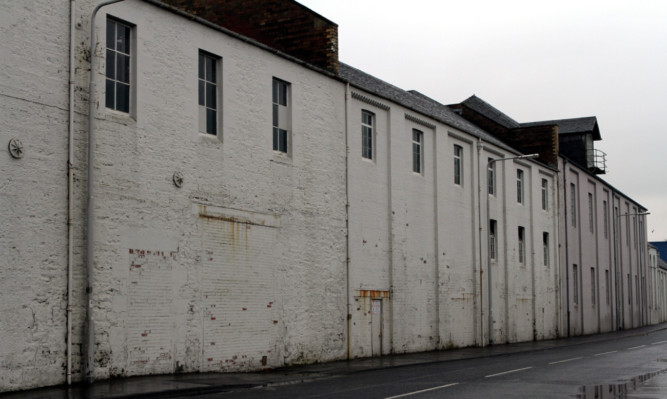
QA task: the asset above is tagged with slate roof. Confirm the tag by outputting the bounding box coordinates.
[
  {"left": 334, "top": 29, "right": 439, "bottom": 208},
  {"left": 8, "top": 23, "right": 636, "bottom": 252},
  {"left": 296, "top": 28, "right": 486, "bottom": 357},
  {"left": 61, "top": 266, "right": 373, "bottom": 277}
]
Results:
[
  {"left": 339, "top": 64, "right": 521, "bottom": 155},
  {"left": 460, "top": 95, "right": 521, "bottom": 129},
  {"left": 522, "top": 117, "right": 601, "bottom": 140}
]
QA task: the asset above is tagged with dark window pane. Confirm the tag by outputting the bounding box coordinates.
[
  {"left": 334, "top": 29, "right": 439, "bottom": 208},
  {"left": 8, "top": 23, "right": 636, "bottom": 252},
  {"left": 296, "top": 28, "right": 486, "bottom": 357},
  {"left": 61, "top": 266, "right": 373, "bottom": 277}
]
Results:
[
  {"left": 206, "top": 82, "right": 216, "bottom": 109},
  {"left": 198, "top": 53, "right": 205, "bottom": 79},
  {"left": 198, "top": 80, "right": 205, "bottom": 106},
  {"left": 279, "top": 83, "right": 287, "bottom": 106},
  {"left": 206, "top": 56, "right": 216, "bottom": 83},
  {"left": 279, "top": 129, "right": 287, "bottom": 152},
  {"left": 206, "top": 109, "right": 216, "bottom": 135},
  {"left": 273, "top": 127, "right": 279, "bottom": 151},
  {"left": 106, "top": 49, "right": 115, "bottom": 78},
  {"left": 117, "top": 24, "right": 130, "bottom": 54},
  {"left": 272, "top": 104, "right": 278, "bottom": 127},
  {"left": 272, "top": 80, "right": 278, "bottom": 104},
  {"left": 116, "top": 82, "right": 130, "bottom": 112},
  {"left": 106, "top": 19, "right": 116, "bottom": 49},
  {"left": 105, "top": 79, "right": 115, "bottom": 109},
  {"left": 116, "top": 53, "right": 130, "bottom": 83}
]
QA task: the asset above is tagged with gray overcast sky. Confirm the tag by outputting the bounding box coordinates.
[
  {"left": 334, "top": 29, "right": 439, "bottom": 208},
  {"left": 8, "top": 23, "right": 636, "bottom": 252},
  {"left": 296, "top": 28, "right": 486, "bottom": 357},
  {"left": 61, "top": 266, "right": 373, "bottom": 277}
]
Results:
[{"left": 299, "top": 0, "right": 667, "bottom": 241}]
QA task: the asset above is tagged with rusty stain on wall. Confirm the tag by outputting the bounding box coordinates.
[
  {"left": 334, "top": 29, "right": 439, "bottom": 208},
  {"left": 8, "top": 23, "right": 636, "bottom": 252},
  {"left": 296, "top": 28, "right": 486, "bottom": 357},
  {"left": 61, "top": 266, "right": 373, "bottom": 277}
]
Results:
[{"left": 356, "top": 290, "right": 390, "bottom": 299}]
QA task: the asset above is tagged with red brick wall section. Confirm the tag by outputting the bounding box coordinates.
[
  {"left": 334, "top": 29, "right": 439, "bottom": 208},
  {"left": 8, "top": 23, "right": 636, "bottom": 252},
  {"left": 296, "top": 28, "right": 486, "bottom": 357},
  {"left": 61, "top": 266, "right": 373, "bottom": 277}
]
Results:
[
  {"left": 162, "top": 0, "right": 339, "bottom": 73},
  {"left": 501, "top": 125, "right": 559, "bottom": 167},
  {"left": 452, "top": 104, "right": 559, "bottom": 167}
]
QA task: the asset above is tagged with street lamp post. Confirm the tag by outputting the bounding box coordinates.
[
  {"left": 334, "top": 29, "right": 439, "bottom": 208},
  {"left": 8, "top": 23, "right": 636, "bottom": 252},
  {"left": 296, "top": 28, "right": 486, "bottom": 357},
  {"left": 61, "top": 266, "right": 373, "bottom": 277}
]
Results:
[{"left": 485, "top": 153, "right": 539, "bottom": 345}]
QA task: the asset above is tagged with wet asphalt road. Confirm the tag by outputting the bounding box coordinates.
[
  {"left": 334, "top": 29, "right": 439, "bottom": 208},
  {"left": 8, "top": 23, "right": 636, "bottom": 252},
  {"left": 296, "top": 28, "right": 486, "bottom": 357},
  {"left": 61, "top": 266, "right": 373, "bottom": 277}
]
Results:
[{"left": 190, "top": 329, "right": 667, "bottom": 399}]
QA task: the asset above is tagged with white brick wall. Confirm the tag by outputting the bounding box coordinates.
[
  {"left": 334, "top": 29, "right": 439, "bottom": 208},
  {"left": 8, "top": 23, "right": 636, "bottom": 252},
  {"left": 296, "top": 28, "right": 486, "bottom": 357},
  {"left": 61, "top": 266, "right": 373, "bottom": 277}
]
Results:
[
  {"left": 558, "top": 157, "right": 649, "bottom": 337},
  {"left": 0, "top": 0, "right": 72, "bottom": 391},
  {"left": 346, "top": 89, "right": 560, "bottom": 356},
  {"left": 1, "top": 0, "right": 646, "bottom": 393}
]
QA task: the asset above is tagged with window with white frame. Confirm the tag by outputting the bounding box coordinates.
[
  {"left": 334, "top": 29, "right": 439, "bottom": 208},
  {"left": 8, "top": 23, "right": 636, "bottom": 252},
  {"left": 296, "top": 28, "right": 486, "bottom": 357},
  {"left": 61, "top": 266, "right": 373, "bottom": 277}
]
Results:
[
  {"left": 516, "top": 169, "right": 524, "bottom": 204},
  {"left": 518, "top": 226, "right": 525, "bottom": 264},
  {"left": 489, "top": 219, "right": 497, "bottom": 260},
  {"left": 106, "top": 17, "right": 132, "bottom": 113},
  {"left": 605, "top": 270, "right": 610, "bottom": 305},
  {"left": 199, "top": 51, "right": 219, "bottom": 135},
  {"left": 412, "top": 129, "right": 423, "bottom": 174},
  {"left": 541, "top": 179, "right": 548, "bottom": 210},
  {"left": 543, "top": 232, "right": 549, "bottom": 267},
  {"left": 573, "top": 264, "right": 579, "bottom": 304},
  {"left": 454, "top": 145, "right": 463, "bottom": 185},
  {"left": 626, "top": 203, "right": 631, "bottom": 246},
  {"left": 632, "top": 208, "right": 639, "bottom": 247},
  {"left": 272, "top": 78, "right": 290, "bottom": 153},
  {"left": 588, "top": 193, "right": 594, "bottom": 233},
  {"left": 488, "top": 158, "right": 495, "bottom": 195},
  {"left": 361, "top": 110, "right": 374, "bottom": 160},
  {"left": 591, "top": 267, "right": 596, "bottom": 305},
  {"left": 570, "top": 183, "right": 577, "bottom": 227},
  {"left": 603, "top": 200, "right": 609, "bottom": 239}
]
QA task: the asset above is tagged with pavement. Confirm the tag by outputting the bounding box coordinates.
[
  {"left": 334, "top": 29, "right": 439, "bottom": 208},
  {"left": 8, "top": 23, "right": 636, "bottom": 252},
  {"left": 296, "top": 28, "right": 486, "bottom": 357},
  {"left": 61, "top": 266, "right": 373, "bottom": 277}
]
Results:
[{"left": 3, "top": 323, "right": 667, "bottom": 399}]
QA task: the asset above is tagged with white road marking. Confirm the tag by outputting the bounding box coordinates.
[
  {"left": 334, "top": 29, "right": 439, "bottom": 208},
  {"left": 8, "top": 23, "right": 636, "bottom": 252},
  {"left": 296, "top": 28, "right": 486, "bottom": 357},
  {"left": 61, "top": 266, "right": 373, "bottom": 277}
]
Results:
[
  {"left": 548, "top": 356, "right": 583, "bottom": 365},
  {"left": 651, "top": 340, "right": 667, "bottom": 345},
  {"left": 485, "top": 367, "right": 533, "bottom": 378},
  {"left": 384, "top": 383, "right": 459, "bottom": 399},
  {"left": 594, "top": 350, "right": 618, "bottom": 356},
  {"left": 627, "top": 345, "right": 646, "bottom": 350}
]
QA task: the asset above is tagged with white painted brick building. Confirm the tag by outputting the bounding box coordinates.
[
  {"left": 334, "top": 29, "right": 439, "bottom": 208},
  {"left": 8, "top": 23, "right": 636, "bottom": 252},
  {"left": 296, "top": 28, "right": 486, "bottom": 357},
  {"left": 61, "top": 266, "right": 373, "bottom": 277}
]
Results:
[{"left": 0, "top": 0, "right": 653, "bottom": 393}]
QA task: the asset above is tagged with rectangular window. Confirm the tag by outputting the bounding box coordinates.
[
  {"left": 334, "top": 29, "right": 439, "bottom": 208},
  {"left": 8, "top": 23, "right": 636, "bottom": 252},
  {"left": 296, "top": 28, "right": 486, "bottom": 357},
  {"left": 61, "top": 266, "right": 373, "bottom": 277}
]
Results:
[
  {"left": 573, "top": 264, "right": 579, "bottom": 304},
  {"left": 591, "top": 267, "right": 596, "bottom": 305},
  {"left": 543, "top": 232, "right": 549, "bottom": 267},
  {"left": 605, "top": 270, "right": 610, "bottom": 305},
  {"left": 518, "top": 227, "right": 525, "bottom": 264},
  {"left": 588, "top": 193, "right": 594, "bottom": 233},
  {"left": 570, "top": 183, "right": 577, "bottom": 227},
  {"left": 361, "top": 110, "right": 374, "bottom": 160},
  {"left": 272, "top": 78, "right": 290, "bottom": 153},
  {"left": 603, "top": 200, "right": 609, "bottom": 239},
  {"left": 541, "top": 179, "right": 548, "bottom": 210},
  {"left": 626, "top": 204, "right": 631, "bottom": 246},
  {"left": 628, "top": 274, "right": 632, "bottom": 304},
  {"left": 454, "top": 145, "right": 463, "bottom": 185},
  {"left": 489, "top": 219, "right": 497, "bottom": 260},
  {"left": 516, "top": 169, "right": 524, "bottom": 204},
  {"left": 632, "top": 208, "right": 639, "bottom": 247},
  {"left": 106, "top": 17, "right": 132, "bottom": 113},
  {"left": 488, "top": 158, "right": 495, "bottom": 196},
  {"left": 413, "top": 129, "right": 423, "bottom": 174},
  {"left": 198, "top": 51, "right": 219, "bottom": 135}
]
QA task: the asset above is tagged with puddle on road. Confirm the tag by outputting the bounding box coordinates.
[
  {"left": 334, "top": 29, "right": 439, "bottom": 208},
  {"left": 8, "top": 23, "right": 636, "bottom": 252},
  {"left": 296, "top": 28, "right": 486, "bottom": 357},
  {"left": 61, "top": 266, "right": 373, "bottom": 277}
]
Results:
[{"left": 577, "top": 370, "right": 664, "bottom": 398}]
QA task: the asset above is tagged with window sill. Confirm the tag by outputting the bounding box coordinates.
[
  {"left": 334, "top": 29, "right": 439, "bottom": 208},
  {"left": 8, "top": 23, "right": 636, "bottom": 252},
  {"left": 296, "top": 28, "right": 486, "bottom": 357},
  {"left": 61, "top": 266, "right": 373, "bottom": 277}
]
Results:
[
  {"left": 271, "top": 152, "right": 292, "bottom": 166},
  {"left": 104, "top": 109, "right": 136, "bottom": 125},
  {"left": 198, "top": 132, "right": 222, "bottom": 144}
]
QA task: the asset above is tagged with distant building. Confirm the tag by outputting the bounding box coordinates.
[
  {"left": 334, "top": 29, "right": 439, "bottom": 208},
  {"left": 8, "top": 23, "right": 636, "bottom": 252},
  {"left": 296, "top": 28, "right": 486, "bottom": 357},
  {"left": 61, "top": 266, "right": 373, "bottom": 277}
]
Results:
[
  {"left": 649, "top": 244, "right": 667, "bottom": 324},
  {"left": 449, "top": 95, "right": 650, "bottom": 336},
  {"left": 650, "top": 241, "right": 667, "bottom": 263}
]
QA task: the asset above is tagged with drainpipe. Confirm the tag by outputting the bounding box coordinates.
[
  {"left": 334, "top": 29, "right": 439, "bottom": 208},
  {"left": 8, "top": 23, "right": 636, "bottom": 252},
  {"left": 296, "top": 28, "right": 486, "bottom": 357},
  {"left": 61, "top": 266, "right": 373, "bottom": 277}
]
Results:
[
  {"left": 563, "top": 158, "right": 570, "bottom": 337},
  {"left": 67, "top": 0, "right": 77, "bottom": 386},
  {"left": 344, "top": 83, "right": 350, "bottom": 359},
  {"left": 612, "top": 190, "right": 620, "bottom": 330},
  {"left": 476, "top": 139, "right": 484, "bottom": 346},
  {"left": 87, "top": 0, "right": 126, "bottom": 383}
]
